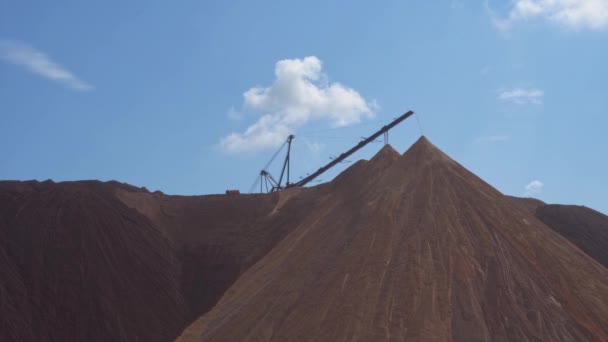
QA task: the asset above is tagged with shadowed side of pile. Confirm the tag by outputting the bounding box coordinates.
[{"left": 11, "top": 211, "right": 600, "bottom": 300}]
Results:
[
  {"left": 535, "top": 204, "right": 608, "bottom": 268},
  {"left": 178, "top": 137, "right": 608, "bottom": 342},
  {"left": 0, "top": 181, "right": 187, "bottom": 342}
]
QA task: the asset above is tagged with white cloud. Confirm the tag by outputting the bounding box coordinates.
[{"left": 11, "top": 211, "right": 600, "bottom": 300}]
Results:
[
  {"left": 494, "top": 0, "right": 608, "bottom": 31},
  {"left": 0, "top": 39, "right": 93, "bottom": 91},
  {"left": 476, "top": 135, "right": 510, "bottom": 143},
  {"left": 498, "top": 88, "right": 544, "bottom": 104},
  {"left": 524, "top": 180, "right": 544, "bottom": 196},
  {"left": 221, "top": 115, "right": 291, "bottom": 153},
  {"left": 220, "top": 56, "right": 375, "bottom": 153}
]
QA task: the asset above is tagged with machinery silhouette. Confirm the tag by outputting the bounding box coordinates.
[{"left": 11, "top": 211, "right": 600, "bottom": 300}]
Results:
[{"left": 250, "top": 110, "right": 414, "bottom": 193}]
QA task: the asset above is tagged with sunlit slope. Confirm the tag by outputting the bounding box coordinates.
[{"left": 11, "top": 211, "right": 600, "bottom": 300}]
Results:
[{"left": 179, "top": 137, "right": 608, "bottom": 342}]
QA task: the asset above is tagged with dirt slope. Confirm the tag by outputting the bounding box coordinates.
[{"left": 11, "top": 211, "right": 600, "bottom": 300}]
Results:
[
  {"left": 535, "top": 205, "right": 608, "bottom": 268},
  {"left": 2, "top": 138, "right": 607, "bottom": 342},
  {"left": 504, "top": 197, "right": 608, "bottom": 268},
  {"left": 115, "top": 183, "right": 330, "bottom": 323},
  {"left": 0, "top": 178, "right": 315, "bottom": 341},
  {"left": 179, "top": 137, "right": 608, "bottom": 342},
  {"left": 0, "top": 180, "right": 187, "bottom": 342}
]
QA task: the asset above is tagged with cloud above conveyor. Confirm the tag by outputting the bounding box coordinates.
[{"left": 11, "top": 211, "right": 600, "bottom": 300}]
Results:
[{"left": 220, "top": 56, "right": 376, "bottom": 153}]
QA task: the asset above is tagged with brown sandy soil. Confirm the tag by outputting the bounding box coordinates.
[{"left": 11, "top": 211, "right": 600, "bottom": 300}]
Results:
[
  {"left": 114, "top": 183, "right": 321, "bottom": 324},
  {"left": 0, "top": 180, "right": 187, "bottom": 342},
  {"left": 2, "top": 137, "right": 607, "bottom": 341},
  {"left": 503, "top": 197, "right": 608, "bottom": 269},
  {"left": 178, "top": 137, "right": 608, "bottom": 342},
  {"left": 0, "top": 177, "right": 316, "bottom": 341},
  {"left": 535, "top": 205, "right": 608, "bottom": 268}
]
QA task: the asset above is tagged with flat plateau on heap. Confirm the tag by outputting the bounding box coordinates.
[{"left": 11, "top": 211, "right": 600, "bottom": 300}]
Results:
[{"left": 178, "top": 136, "right": 608, "bottom": 342}]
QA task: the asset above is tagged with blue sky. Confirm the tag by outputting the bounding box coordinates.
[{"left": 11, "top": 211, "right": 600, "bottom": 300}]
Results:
[{"left": 1, "top": 1, "right": 607, "bottom": 213}]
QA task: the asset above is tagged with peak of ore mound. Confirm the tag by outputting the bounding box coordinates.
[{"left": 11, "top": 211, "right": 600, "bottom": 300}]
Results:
[{"left": 178, "top": 137, "right": 608, "bottom": 342}]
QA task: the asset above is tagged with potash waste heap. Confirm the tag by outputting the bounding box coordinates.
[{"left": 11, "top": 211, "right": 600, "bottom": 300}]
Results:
[{"left": 1, "top": 137, "right": 607, "bottom": 342}]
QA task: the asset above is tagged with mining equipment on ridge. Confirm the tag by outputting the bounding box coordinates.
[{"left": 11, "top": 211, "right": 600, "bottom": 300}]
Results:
[
  {"left": 250, "top": 135, "right": 295, "bottom": 193},
  {"left": 250, "top": 110, "right": 415, "bottom": 193}
]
